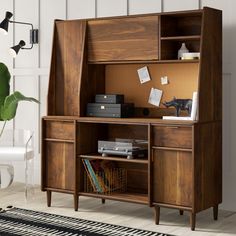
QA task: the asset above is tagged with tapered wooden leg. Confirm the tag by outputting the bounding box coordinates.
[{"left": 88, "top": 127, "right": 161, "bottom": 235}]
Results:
[
  {"left": 74, "top": 194, "right": 79, "bottom": 211},
  {"left": 213, "top": 205, "right": 218, "bottom": 220},
  {"left": 179, "top": 210, "right": 184, "bottom": 215},
  {"left": 190, "top": 212, "right": 196, "bottom": 231},
  {"left": 47, "top": 191, "right": 51, "bottom": 207},
  {"left": 154, "top": 206, "right": 160, "bottom": 225},
  {"left": 102, "top": 199, "right": 105, "bottom": 204}
]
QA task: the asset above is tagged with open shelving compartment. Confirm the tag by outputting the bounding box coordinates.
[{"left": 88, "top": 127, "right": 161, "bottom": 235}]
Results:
[
  {"left": 81, "top": 62, "right": 200, "bottom": 120},
  {"left": 160, "top": 11, "right": 202, "bottom": 61},
  {"left": 77, "top": 121, "right": 149, "bottom": 204}
]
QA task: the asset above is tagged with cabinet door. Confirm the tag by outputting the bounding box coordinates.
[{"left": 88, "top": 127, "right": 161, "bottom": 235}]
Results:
[
  {"left": 42, "top": 119, "right": 76, "bottom": 191},
  {"left": 88, "top": 16, "right": 159, "bottom": 62},
  {"left": 45, "top": 141, "right": 75, "bottom": 191},
  {"left": 152, "top": 149, "right": 192, "bottom": 207}
]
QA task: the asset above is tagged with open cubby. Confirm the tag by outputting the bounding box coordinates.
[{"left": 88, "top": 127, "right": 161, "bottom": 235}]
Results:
[
  {"left": 80, "top": 159, "right": 148, "bottom": 197},
  {"left": 161, "top": 13, "right": 202, "bottom": 37},
  {"left": 160, "top": 40, "right": 200, "bottom": 60}
]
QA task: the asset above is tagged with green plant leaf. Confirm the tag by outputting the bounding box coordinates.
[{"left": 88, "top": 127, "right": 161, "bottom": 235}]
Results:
[
  {"left": 1, "top": 91, "right": 39, "bottom": 121},
  {"left": 0, "top": 62, "right": 11, "bottom": 121}
]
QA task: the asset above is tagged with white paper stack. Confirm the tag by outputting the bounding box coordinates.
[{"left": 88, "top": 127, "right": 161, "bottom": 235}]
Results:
[{"left": 163, "top": 92, "right": 198, "bottom": 121}]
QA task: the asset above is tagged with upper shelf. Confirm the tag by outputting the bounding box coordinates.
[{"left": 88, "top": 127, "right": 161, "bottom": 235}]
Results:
[
  {"left": 88, "top": 59, "right": 199, "bottom": 65},
  {"left": 161, "top": 35, "right": 201, "bottom": 41}
]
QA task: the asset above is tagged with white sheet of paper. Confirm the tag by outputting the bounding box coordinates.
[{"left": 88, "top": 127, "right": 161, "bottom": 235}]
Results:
[
  {"left": 137, "top": 66, "right": 151, "bottom": 84},
  {"left": 148, "top": 88, "right": 163, "bottom": 107},
  {"left": 190, "top": 91, "right": 198, "bottom": 120},
  {"left": 161, "top": 76, "right": 169, "bottom": 85}
]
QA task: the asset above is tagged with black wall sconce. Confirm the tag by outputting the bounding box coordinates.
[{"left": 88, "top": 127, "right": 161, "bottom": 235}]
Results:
[{"left": 0, "top": 11, "right": 39, "bottom": 57}]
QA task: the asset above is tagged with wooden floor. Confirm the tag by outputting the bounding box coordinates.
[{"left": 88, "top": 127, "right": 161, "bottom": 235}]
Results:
[{"left": 0, "top": 183, "right": 235, "bottom": 236}]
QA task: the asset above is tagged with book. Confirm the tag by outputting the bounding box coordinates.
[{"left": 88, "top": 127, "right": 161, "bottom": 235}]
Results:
[
  {"left": 82, "top": 159, "right": 97, "bottom": 192},
  {"left": 84, "top": 159, "right": 103, "bottom": 193}
]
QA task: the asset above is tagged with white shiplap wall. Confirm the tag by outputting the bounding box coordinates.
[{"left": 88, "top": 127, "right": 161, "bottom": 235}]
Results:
[{"left": 0, "top": 0, "right": 234, "bottom": 211}]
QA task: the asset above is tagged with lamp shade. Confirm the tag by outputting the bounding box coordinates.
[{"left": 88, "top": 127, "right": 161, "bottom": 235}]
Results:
[
  {"left": 0, "top": 11, "right": 13, "bottom": 35},
  {"left": 9, "top": 40, "right": 26, "bottom": 58}
]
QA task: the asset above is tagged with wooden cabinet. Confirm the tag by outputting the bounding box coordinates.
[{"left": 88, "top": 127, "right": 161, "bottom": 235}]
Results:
[
  {"left": 41, "top": 119, "right": 77, "bottom": 206},
  {"left": 152, "top": 149, "right": 192, "bottom": 206},
  {"left": 151, "top": 125, "right": 193, "bottom": 207},
  {"left": 45, "top": 141, "right": 75, "bottom": 190},
  {"left": 41, "top": 7, "right": 222, "bottom": 231}
]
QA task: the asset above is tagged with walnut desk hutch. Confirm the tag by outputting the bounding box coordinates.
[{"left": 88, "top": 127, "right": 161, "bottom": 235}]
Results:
[{"left": 41, "top": 7, "right": 222, "bottom": 230}]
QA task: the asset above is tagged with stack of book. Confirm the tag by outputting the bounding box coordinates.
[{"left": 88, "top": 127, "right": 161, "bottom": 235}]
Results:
[{"left": 82, "top": 159, "right": 126, "bottom": 194}]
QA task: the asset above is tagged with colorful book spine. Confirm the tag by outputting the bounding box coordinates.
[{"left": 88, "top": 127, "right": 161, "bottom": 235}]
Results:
[
  {"left": 84, "top": 159, "right": 103, "bottom": 193},
  {"left": 82, "top": 159, "right": 97, "bottom": 192}
]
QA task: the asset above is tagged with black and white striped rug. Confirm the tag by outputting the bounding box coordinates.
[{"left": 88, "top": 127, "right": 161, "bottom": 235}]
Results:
[{"left": 0, "top": 207, "right": 172, "bottom": 236}]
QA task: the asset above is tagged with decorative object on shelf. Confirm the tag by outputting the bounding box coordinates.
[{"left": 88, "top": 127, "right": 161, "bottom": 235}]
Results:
[
  {"left": 87, "top": 94, "right": 134, "bottom": 118},
  {"left": 137, "top": 66, "right": 151, "bottom": 84},
  {"left": 178, "top": 43, "right": 189, "bottom": 59},
  {"left": 163, "top": 97, "right": 192, "bottom": 117},
  {"left": 0, "top": 11, "right": 39, "bottom": 57},
  {"left": 182, "top": 52, "right": 200, "bottom": 60},
  {"left": 95, "top": 94, "right": 124, "bottom": 104},
  {"left": 87, "top": 103, "right": 134, "bottom": 118},
  {"left": 0, "top": 62, "right": 39, "bottom": 137}
]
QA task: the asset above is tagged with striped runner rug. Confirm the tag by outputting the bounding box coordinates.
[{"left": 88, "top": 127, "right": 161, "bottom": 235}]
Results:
[{"left": 0, "top": 207, "right": 173, "bottom": 236}]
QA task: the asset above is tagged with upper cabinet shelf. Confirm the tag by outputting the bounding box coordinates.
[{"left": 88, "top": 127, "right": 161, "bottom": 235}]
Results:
[
  {"left": 161, "top": 35, "right": 201, "bottom": 41},
  {"left": 160, "top": 13, "right": 202, "bottom": 61},
  {"left": 160, "top": 13, "right": 202, "bottom": 37}
]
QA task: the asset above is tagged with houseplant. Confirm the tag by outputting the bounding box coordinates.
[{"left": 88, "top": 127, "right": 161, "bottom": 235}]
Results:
[{"left": 0, "top": 62, "right": 39, "bottom": 137}]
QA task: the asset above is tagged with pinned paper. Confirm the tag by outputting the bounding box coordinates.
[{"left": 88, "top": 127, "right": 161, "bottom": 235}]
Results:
[
  {"left": 148, "top": 88, "right": 163, "bottom": 107},
  {"left": 161, "top": 76, "right": 169, "bottom": 85},
  {"left": 137, "top": 66, "right": 151, "bottom": 84}
]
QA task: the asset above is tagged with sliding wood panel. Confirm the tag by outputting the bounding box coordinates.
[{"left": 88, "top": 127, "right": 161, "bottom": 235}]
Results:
[{"left": 88, "top": 16, "right": 159, "bottom": 62}]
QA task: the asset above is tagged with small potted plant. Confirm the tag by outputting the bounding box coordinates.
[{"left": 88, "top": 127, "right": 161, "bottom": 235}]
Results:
[{"left": 0, "top": 62, "right": 39, "bottom": 137}]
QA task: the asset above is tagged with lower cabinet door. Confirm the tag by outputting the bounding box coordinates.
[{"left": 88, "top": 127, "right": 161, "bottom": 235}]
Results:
[
  {"left": 45, "top": 141, "right": 75, "bottom": 191},
  {"left": 152, "top": 149, "right": 192, "bottom": 207}
]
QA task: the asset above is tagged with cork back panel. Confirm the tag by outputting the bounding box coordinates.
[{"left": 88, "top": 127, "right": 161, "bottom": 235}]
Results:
[{"left": 105, "top": 63, "right": 199, "bottom": 108}]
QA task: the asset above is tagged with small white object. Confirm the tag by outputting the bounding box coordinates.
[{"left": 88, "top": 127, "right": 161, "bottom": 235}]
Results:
[
  {"left": 182, "top": 52, "right": 200, "bottom": 60},
  {"left": 190, "top": 92, "right": 198, "bottom": 120},
  {"left": 162, "top": 116, "right": 193, "bottom": 120},
  {"left": 137, "top": 66, "right": 151, "bottom": 84},
  {"left": 178, "top": 43, "right": 189, "bottom": 59},
  {"left": 148, "top": 88, "right": 163, "bottom": 107},
  {"left": 161, "top": 76, "right": 169, "bottom": 85}
]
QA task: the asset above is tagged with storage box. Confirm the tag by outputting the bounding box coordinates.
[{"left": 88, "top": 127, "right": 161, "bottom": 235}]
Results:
[
  {"left": 95, "top": 94, "right": 124, "bottom": 104},
  {"left": 87, "top": 103, "right": 134, "bottom": 118}
]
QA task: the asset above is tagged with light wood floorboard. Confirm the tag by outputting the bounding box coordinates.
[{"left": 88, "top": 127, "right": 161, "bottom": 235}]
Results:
[{"left": 0, "top": 183, "right": 235, "bottom": 236}]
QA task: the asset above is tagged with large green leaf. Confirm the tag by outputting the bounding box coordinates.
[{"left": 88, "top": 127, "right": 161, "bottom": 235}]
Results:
[
  {"left": 0, "top": 63, "right": 10, "bottom": 120},
  {"left": 1, "top": 91, "right": 39, "bottom": 121}
]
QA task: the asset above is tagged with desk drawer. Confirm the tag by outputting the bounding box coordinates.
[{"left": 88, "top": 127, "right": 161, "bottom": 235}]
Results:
[
  {"left": 153, "top": 126, "right": 192, "bottom": 149},
  {"left": 45, "top": 120, "right": 75, "bottom": 140}
]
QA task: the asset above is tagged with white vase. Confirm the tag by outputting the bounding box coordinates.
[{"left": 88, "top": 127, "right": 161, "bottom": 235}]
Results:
[{"left": 178, "top": 43, "right": 189, "bottom": 59}]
